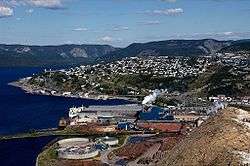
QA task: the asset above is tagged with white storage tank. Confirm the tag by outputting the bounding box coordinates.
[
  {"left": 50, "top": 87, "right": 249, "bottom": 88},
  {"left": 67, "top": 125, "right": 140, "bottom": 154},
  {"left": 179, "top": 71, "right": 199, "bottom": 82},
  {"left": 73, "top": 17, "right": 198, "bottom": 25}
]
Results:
[
  {"left": 57, "top": 138, "right": 99, "bottom": 160},
  {"left": 96, "top": 136, "right": 119, "bottom": 146}
]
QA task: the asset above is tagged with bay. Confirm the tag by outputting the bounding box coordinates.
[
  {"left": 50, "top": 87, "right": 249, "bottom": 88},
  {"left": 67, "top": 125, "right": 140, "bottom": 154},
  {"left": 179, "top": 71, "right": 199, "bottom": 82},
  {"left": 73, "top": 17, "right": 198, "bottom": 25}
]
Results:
[{"left": 0, "top": 67, "right": 131, "bottom": 166}]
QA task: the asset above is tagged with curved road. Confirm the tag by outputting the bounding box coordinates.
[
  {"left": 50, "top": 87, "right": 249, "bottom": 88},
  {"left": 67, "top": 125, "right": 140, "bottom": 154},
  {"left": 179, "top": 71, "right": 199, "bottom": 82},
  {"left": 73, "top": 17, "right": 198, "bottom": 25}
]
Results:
[{"left": 100, "top": 134, "right": 156, "bottom": 165}]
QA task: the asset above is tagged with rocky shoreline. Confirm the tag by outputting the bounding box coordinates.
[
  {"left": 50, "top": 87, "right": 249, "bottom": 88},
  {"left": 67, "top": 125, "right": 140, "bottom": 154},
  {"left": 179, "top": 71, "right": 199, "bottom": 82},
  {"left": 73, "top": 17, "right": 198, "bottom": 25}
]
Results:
[{"left": 8, "top": 80, "right": 139, "bottom": 102}]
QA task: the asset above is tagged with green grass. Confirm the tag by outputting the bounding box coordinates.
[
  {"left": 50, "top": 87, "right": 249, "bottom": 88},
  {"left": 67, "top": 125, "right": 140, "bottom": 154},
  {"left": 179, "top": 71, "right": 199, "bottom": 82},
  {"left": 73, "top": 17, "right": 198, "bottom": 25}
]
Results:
[
  {"left": 37, "top": 144, "right": 58, "bottom": 166},
  {"left": 117, "top": 134, "right": 128, "bottom": 147}
]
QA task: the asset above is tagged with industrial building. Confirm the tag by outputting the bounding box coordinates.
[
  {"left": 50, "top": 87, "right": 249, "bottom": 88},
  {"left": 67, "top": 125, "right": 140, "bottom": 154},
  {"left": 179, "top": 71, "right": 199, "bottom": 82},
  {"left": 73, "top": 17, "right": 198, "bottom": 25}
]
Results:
[
  {"left": 138, "top": 106, "right": 174, "bottom": 121},
  {"left": 57, "top": 138, "right": 99, "bottom": 160},
  {"left": 117, "top": 122, "right": 135, "bottom": 130},
  {"left": 137, "top": 122, "right": 184, "bottom": 132},
  {"left": 66, "top": 104, "right": 201, "bottom": 135},
  {"left": 56, "top": 136, "right": 120, "bottom": 160},
  {"left": 96, "top": 136, "right": 119, "bottom": 146},
  {"left": 69, "top": 104, "right": 142, "bottom": 125},
  {"left": 69, "top": 104, "right": 142, "bottom": 118}
]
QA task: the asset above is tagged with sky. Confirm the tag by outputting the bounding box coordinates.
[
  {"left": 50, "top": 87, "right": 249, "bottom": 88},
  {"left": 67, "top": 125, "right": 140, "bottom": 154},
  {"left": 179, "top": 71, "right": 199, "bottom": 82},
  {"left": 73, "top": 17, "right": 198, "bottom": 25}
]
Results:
[{"left": 0, "top": 0, "right": 250, "bottom": 47}]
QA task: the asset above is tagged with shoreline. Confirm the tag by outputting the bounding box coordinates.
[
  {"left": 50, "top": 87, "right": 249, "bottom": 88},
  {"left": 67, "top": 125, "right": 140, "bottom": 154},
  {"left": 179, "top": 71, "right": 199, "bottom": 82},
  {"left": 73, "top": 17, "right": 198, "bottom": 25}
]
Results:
[
  {"left": 8, "top": 81, "right": 140, "bottom": 103},
  {"left": 1, "top": 80, "right": 142, "bottom": 140},
  {"left": 0, "top": 127, "right": 155, "bottom": 141}
]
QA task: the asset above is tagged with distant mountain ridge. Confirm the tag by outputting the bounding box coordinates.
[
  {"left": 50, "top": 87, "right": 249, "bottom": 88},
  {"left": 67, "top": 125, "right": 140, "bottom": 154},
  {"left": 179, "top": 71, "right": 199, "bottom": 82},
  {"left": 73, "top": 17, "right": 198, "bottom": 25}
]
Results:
[
  {"left": 220, "top": 40, "right": 250, "bottom": 53},
  {"left": 0, "top": 39, "right": 249, "bottom": 66},
  {"left": 0, "top": 44, "right": 118, "bottom": 67},
  {"left": 99, "top": 39, "right": 232, "bottom": 61}
]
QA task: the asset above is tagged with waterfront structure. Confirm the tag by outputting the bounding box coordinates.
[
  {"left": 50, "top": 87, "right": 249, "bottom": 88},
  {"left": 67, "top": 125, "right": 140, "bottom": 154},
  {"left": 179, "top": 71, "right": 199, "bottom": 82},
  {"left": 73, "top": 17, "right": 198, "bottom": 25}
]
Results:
[
  {"left": 69, "top": 104, "right": 142, "bottom": 125},
  {"left": 69, "top": 104, "right": 142, "bottom": 118},
  {"left": 57, "top": 138, "right": 99, "bottom": 160},
  {"left": 96, "top": 136, "right": 119, "bottom": 146},
  {"left": 139, "top": 106, "right": 174, "bottom": 121}
]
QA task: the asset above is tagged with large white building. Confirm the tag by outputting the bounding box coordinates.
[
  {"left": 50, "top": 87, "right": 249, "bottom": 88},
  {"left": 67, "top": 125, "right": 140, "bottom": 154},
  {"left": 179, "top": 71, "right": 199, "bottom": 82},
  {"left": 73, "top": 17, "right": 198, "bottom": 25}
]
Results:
[{"left": 69, "top": 104, "right": 142, "bottom": 125}]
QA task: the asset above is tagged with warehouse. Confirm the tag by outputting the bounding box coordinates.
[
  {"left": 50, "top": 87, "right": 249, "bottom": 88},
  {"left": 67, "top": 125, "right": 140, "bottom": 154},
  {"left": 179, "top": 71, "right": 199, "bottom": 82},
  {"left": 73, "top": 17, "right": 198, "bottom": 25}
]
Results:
[
  {"left": 69, "top": 104, "right": 142, "bottom": 125},
  {"left": 139, "top": 106, "right": 174, "bottom": 121}
]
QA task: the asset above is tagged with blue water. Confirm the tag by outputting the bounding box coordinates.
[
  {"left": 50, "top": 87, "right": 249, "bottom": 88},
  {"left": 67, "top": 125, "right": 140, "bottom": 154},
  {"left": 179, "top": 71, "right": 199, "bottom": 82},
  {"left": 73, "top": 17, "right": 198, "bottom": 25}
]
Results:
[
  {"left": 0, "top": 67, "right": 132, "bottom": 166},
  {"left": 0, "top": 137, "right": 56, "bottom": 166},
  {"left": 0, "top": 67, "right": 132, "bottom": 135}
]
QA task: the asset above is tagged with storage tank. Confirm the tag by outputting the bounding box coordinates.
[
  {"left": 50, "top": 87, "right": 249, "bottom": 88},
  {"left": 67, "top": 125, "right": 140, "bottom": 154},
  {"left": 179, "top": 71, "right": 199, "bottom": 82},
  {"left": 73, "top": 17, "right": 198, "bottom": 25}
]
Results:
[
  {"left": 96, "top": 136, "right": 119, "bottom": 146},
  {"left": 57, "top": 138, "right": 99, "bottom": 160}
]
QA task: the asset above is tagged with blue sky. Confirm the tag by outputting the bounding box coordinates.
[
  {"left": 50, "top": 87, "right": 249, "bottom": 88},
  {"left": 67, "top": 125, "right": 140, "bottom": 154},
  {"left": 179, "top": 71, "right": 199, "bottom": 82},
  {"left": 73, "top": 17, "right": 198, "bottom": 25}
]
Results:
[{"left": 0, "top": 0, "right": 250, "bottom": 47}]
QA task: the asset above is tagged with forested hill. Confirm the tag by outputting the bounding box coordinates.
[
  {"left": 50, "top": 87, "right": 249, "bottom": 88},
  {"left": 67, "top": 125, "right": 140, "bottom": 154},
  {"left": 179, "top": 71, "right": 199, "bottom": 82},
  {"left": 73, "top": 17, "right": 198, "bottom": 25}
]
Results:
[
  {"left": 99, "top": 39, "right": 232, "bottom": 61},
  {"left": 219, "top": 40, "right": 250, "bottom": 53},
  {"left": 0, "top": 44, "right": 118, "bottom": 67},
  {"left": 1, "top": 39, "right": 250, "bottom": 67}
]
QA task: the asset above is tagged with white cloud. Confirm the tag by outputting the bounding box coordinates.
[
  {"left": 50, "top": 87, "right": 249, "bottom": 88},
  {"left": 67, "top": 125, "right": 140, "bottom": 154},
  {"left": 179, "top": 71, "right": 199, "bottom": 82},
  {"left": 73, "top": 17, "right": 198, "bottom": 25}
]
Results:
[
  {"left": 142, "top": 20, "right": 161, "bottom": 25},
  {"left": 222, "top": 31, "right": 234, "bottom": 36},
  {"left": 153, "top": 8, "right": 184, "bottom": 15},
  {"left": 139, "top": 8, "right": 184, "bottom": 16},
  {"left": 26, "top": 0, "right": 63, "bottom": 9},
  {"left": 65, "top": 40, "right": 73, "bottom": 44},
  {"left": 116, "top": 38, "right": 123, "bottom": 42},
  {"left": 7, "top": 0, "right": 64, "bottom": 9},
  {"left": 161, "top": 0, "right": 177, "bottom": 2},
  {"left": 0, "top": 5, "right": 13, "bottom": 18},
  {"left": 72, "top": 27, "right": 88, "bottom": 31},
  {"left": 215, "top": 31, "right": 250, "bottom": 38},
  {"left": 0, "top": 0, "right": 64, "bottom": 19},
  {"left": 99, "top": 36, "right": 123, "bottom": 43},
  {"left": 100, "top": 36, "right": 113, "bottom": 42},
  {"left": 167, "top": 31, "right": 250, "bottom": 40},
  {"left": 26, "top": 8, "right": 34, "bottom": 13},
  {"left": 113, "top": 26, "right": 129, "bottom": 31}
]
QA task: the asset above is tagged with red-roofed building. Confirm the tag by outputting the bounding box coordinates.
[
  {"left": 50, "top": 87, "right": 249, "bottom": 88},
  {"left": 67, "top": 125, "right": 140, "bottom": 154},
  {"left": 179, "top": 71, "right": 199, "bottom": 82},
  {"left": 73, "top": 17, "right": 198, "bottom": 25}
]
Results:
[{"left": 137, "top": 122, "right": 184, "bottom": 132}]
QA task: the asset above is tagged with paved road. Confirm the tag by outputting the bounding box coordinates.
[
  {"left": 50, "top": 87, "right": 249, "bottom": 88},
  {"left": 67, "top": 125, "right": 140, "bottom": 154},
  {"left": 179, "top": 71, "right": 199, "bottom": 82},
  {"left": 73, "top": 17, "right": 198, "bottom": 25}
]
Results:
[
  {"left": 100, "top": 135, "right": 129, "bottom": 165},
  {"left": 100, "top": 134, "right": 156, "bottom": 165}
]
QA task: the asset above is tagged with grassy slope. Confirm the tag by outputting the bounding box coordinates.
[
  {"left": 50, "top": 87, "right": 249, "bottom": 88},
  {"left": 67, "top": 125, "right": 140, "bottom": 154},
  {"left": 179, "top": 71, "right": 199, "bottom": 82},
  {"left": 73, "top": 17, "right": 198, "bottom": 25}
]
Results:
[
  {"left": 37, "top": 144, "right": 58, "bottom": 166},
  {"left": 159, "top": 107, "right": 250, "bottom": 166},
  {"left": 188, "top": 65, "right": 250, "bottom": 97}
]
